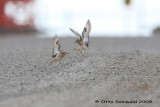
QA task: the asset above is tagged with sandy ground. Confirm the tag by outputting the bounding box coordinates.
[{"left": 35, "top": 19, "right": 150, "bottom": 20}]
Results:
[{"left": 0, "top": 34, "right": 160, "bottom": 107}]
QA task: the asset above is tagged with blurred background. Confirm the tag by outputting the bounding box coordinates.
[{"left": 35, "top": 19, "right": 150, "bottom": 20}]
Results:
[{"left": 0, "top": 0, "right": 160, "bottom": 37}]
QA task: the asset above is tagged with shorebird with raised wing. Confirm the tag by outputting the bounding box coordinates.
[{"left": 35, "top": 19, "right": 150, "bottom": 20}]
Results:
[
  {"left": 69, "top": 19, "right": 91, "bottom": 55},
  {"left": 49, "top": 35, "right": 69, "bottom": 66}
]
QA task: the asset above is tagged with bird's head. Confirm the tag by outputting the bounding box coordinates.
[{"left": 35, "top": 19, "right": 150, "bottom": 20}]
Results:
[{"left": 75, "top": 39, "right": 81, "bottom": 43}]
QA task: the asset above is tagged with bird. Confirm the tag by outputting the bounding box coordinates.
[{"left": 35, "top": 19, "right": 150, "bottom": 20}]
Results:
[
  {"left": 49, "top": 35, "right": 69, "bottom": 66},
  {"left": 69, "top": 19, "right": 91, "bottom": 55}
]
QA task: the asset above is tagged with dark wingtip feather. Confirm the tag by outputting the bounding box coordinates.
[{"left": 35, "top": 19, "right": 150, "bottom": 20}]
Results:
[
  {"left": 52, "top": 55, "right": 56, "bottom": 58},
  {"left": 85, "top": 42, "right": 89, "bottom": 47}
]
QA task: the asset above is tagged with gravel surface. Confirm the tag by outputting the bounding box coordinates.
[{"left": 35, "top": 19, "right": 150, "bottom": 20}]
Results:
[{"left": 0, "top": 35, "right": 160, "bottom": 107}]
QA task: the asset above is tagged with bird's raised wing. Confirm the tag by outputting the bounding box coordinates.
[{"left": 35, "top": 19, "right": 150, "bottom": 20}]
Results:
[
  {"left": 52, "top": 35, "right": 60, "bottom": 57},
  {"left": 82, "top": 19, "right": 91, "bottom": 47},
  {"left": 69, "top": 28, "right": 82, "bottom": 40}
]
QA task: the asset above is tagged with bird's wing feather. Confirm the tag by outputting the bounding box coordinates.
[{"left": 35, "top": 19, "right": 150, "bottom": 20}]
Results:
[
  {"left": 69, "top": 28, "right": 82, "bottom": 40},
  {"left": 52, "top": 35, "right": 58, "bottom": 48},
  {"left": 52, "top": 35, "right": 60, "bottom": 56},
  {"left": 86, "top": 19, "right": 91, "bottom": 36},
  {"left": 82, "top": 20, "right": 91, "bottom": 46}
]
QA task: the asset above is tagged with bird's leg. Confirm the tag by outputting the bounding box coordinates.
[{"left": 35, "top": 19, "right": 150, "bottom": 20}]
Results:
[
  {"left": 77, "top": 49, "right": 84, "bottom": 55},
  {"left": 82, "top": 47, "right": 86, "bottom": 50},
  {"left": 73, "top": 48, "right": 82, "bottom": 55},
  {"left": 59, "top": 60, "right": 65, "bottom": 66},
  {"left": 49, "top": 60, "right": 54, "bottom": 66},
  {"left": 81, "top": 49, "right": 85, "bottom": 56},
  {"left": 77, "top": 51, "right": 82, "bottom": 55},
  {"left": 73, "top": 48, "right": 81, "bottom": 51}
]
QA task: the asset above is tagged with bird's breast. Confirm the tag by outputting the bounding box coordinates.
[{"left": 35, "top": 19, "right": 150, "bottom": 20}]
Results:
[{"left": 78, "top": 41, "right": 84, "bottom": 46}]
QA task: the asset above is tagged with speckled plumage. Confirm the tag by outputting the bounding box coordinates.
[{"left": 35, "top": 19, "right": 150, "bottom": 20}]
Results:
[
  {"left": 69, "top": 19, "right": 91, "bottom": 55},
  {"left": 49, "top": 35, "right": 68, "bottom": 66}
]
